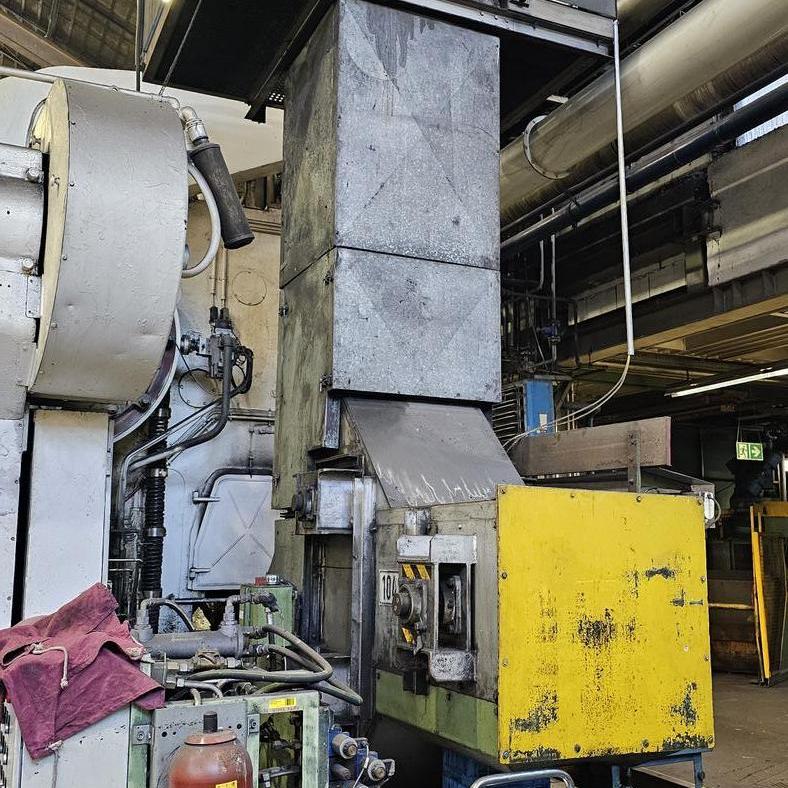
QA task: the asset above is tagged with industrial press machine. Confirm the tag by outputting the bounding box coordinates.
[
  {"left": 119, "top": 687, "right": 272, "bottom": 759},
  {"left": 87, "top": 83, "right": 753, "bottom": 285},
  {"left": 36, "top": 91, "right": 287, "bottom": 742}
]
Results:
[{"left": 0, "top": 0, "right": 714, "bottom": 786}]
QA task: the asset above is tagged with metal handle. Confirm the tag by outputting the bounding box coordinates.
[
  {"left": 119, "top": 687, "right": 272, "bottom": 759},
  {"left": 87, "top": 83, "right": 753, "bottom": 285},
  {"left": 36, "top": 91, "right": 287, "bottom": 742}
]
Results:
[{"left": 470, "top": 770, "right": 576, "bottom": 788}]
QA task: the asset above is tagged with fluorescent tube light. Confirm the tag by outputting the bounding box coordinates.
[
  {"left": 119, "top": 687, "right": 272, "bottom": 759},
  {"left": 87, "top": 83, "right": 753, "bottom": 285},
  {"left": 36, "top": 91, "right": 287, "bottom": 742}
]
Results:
[{"left": 668, "top": 366, "right": 788, "bottom": 398}]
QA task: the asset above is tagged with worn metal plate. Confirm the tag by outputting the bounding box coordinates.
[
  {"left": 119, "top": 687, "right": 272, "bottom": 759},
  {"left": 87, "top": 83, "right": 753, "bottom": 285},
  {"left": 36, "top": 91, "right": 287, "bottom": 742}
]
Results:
[
  {"left": 189, "top": 474, "right": 276, "bottom": 590},
  {"left": 707, "top": 124, "right": 788, "bottom": 286},
  {"left": 23, "top": 410, "right": 111, "bottom": 618},
  {"left": 346, "top": 398, "right": 521, "bottom": 507},
  {"left": 280, "top": 5, "right": 338, "bottom": 285},
  {"left": 333, "top": 248, "right": 501, "bottom": 402},
  {"left": 497, "top": 486, "right": 714, "bottom": 765},
  {"left": 333, "top": 0, "right": 499, "bottom": 270},
  {"left": 281, "top": 0, "right": 500, "bottom": 285},
  {"left": 30, "top": 79, "right": 187, "bottom": 403},
  {"left": 273, "top": 252, "right": 336, "bottom": 508},
  {"left": 18, "top": 706, "right": 131, "bottom": 788},
  {"left": 0, "top": 418, "right": 24, "bottom": 628},
  {"left": 0, "top": 268, "right": 35, "bottom": 418},
  {"left": 274, "top": 247, "right": 503, "bottom": 506}
]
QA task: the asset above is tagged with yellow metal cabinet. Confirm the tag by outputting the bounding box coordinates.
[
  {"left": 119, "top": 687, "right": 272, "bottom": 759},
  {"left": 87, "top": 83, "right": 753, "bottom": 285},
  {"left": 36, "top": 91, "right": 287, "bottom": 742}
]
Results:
[{"left": 497, "top": 486, "right": 714, "bottom": 764}]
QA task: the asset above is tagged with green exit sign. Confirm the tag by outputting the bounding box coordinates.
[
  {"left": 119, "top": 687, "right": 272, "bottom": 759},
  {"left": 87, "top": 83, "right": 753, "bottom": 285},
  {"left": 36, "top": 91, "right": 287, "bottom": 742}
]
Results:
[{"left": 736, "top": 441, "right": 764, "bottom": 461}]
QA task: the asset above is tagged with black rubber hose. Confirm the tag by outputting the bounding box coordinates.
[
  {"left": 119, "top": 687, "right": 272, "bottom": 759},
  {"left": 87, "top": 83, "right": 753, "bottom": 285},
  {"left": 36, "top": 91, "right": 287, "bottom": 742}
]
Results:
[
  {"left": 144, "top": 599, "right": 195, "bottom": 632},
  {"left": 262, "top": 645, "right": 364, "bottom": 706},
  {"left": 142, "top": 395, "right": 170, "bottom": 627},
  {"left": 188, "top": 667, "right": 330, "bottom": 685},
  {"left": 190, "top": 142, "right": 254, "bottom": 249},
  {"left": 253, "top": 678, "right": 363, "bottom": 707},
  {"left": 254, "top": 624, "right": 332, "bottom": 674}
]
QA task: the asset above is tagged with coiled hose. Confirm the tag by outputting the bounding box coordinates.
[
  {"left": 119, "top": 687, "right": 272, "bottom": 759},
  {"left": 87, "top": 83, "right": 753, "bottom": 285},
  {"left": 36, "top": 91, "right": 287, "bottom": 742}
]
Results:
[{"left": 188, "top": 624, "right": 362, "bottom": 705}]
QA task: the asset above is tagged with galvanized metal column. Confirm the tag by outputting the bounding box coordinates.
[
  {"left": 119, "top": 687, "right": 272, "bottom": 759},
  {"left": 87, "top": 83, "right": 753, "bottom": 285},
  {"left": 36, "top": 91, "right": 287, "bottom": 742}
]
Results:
[{"left": 274, "top": 0, "right": 502, "bottom": 508}]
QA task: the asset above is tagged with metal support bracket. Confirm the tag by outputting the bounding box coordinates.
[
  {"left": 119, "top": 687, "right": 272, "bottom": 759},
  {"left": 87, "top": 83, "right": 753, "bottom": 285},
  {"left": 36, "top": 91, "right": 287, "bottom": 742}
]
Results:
[
  {"left": 626, "top": 429, "right": 642, "bottom": 493},
  {"left": 613, "top": 752, "right": 706, "bottom": 788},
  {"left": 132, "top": 724, "right": 151, "bottom": 746}
]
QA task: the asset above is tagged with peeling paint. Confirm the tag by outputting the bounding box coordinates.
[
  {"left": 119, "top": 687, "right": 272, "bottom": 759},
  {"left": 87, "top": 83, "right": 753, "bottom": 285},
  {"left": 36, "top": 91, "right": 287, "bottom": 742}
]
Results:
[
  {"left": 577, "top": 609, "right": 617, "bottom": 650},
  {"left": 511, "top": 691, "right": 559, "bottom": 734},
  {"left": 508, "top": 746, "right": 562, "bottom": 764},
  {"left": 627, "top": 569, "right": 640, "bottom": 598},
  {"left": 645, "top": 566, "right": 676, "bottom": 580},
  {"left": 671, "top": 682, "right": 699, "bottom": 727},
  {"left": 662, "top": 733, "right": 711, "bottom": 752}
]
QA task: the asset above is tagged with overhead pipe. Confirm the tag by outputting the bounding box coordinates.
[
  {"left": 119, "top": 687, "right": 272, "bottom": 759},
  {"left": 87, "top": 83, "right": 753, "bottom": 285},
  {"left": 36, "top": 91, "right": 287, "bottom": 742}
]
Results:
[
  {"left": 502, "top": 78, "right": 788, "bottom": 253},
  {"left": 500, "top": 0, "right": 788, "bottom": 226},
  {"left": 617, "top": 0, "right": 675, "bottom": 37}
]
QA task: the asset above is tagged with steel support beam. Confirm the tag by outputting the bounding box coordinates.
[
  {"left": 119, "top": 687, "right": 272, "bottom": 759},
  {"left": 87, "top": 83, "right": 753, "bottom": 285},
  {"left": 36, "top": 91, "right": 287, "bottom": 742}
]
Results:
[
  {"left": 0, "top": 7, "right": 84, "bottom": 68},
  {"left": 568, "top": 264, "right": 788, "bottom": 364}
]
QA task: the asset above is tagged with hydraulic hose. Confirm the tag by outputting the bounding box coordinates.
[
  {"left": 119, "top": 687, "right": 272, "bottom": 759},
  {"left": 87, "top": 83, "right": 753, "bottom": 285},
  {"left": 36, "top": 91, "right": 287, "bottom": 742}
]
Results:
[
  {"left": 174, "top": 340, "right": 233, "bottom": 453},
  {"left": 190, "top": 626, "right": 334, "bottom": 684},
  {"left": 182, "top": 680, "right": 223, "bottom": 699},
  {"left": 259, "top": 645, "right": 365, "bottom": 706},
  {"left": 140, "top": 597, "right": 195, "bottom": 632},
  {"left": 189, "top": 667, "right": 331, "bottom": 685},
  {"left": 181, "top": 105, "right": 254, "bottom": 250},
  {"left": 252, "top": 678, "right": 363, "bottom": 707}
]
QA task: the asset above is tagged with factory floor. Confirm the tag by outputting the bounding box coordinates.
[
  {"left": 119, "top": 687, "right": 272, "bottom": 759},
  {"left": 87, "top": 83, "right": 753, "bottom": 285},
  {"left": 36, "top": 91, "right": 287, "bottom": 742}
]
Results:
[{"left": 639, "top": 673, "right": 788, "bottom": 787}]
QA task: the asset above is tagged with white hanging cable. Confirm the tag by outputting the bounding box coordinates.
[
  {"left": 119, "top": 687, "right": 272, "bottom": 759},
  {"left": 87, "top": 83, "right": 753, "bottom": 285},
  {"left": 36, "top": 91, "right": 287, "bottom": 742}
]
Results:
[{"left": 508, "top": 17, "right": 634, "bottom": 447}]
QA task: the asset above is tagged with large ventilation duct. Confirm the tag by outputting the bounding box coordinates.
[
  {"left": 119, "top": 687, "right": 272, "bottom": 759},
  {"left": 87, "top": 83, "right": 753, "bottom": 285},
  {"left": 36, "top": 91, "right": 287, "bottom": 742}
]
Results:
[{"left": 500, "top": 0, "right": 788, "bottom": 226}]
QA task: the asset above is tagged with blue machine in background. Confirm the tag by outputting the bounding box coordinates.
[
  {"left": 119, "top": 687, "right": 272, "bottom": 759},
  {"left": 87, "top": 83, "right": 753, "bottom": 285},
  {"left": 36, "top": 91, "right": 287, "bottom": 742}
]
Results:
[{"left": 492, "top": 379, "right": 556, "bottom": 442}]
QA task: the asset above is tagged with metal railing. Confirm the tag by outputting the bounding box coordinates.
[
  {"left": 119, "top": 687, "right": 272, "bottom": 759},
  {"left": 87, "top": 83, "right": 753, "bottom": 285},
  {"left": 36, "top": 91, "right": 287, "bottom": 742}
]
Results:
[{"left": 470, "top": 769, "right": 577, "bottom": 788}]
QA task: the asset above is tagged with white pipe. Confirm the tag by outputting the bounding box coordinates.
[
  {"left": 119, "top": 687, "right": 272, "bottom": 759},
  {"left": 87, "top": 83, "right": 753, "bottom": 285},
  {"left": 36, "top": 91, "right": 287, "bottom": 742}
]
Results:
[
  {"left": 0, "top": 64, "right": 180, "bottom": 107},
  {"left": 182, "top": 162, "right": 221, "bottom": 279},
  {"left": 613, "top": 20, "right": 635, "bottom": 358},
  {"left": 500, "top": 0, "right": 788, "bottom": 223}
]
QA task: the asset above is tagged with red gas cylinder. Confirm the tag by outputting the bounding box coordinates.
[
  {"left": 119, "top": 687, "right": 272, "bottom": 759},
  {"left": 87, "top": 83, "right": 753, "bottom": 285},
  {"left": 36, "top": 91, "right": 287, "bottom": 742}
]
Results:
[{"left": 168, "top": 712, "right": 254, "bottom": 788}]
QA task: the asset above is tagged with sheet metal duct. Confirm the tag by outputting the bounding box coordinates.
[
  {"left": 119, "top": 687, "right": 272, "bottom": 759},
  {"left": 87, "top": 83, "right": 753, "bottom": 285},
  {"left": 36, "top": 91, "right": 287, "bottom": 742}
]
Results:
[{"left": 500, "top": 0, "right": 788, "bottom": 225}]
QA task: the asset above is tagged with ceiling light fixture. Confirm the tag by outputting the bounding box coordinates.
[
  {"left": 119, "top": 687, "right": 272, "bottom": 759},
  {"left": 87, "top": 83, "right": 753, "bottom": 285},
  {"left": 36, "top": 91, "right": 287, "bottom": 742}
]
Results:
[{"left": 668, "top": 366, "right": 788, "bottom": 397}]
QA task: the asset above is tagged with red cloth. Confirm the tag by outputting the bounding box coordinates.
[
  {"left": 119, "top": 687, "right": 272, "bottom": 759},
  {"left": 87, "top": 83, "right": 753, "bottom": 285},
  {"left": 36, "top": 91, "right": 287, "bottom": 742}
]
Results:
[{"left": 0, "top": 583, "right": 164, "bottom": 759}]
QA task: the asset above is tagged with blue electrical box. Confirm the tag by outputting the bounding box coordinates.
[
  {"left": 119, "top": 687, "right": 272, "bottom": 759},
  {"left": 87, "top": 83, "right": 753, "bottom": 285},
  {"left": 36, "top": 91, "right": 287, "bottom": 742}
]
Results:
[{"left": 524, "top": 379, "right": 555, "bottom": 434}]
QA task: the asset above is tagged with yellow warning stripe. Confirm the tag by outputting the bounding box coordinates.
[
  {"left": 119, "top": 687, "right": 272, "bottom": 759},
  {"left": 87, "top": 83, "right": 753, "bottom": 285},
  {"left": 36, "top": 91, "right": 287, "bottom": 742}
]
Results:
[{"left": 401, "top": 563, "right": 431, "bottom": 580}]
